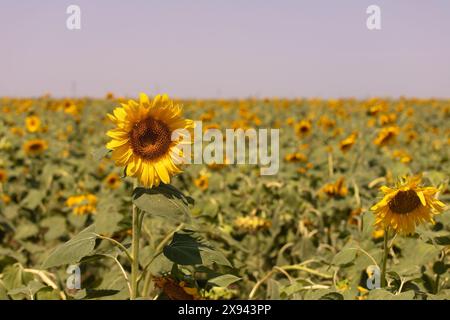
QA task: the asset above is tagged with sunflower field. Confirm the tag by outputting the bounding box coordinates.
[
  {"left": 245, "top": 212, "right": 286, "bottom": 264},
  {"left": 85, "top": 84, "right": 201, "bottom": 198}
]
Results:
[{"left": 0, "top": 95, "right": 449, "bottom": 300}]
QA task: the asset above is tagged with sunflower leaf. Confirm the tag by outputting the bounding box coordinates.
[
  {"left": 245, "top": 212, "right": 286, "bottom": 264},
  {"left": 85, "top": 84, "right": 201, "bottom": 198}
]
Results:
[
  {"left": 42, "top": 225, "right": 97, "bottom": 269},
  {"left": 163, "top": 231, "right": 231, "bottom": 267},
  {"left": 132, "top": 185, "right": 193, "bottom": 224}
]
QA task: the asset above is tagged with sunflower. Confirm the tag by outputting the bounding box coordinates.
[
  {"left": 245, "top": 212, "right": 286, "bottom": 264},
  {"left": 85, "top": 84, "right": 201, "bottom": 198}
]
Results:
[
  {"left": 339, "top": 133, "right": 357, "bottom": 153},
  {"left": 234, "top": 215, "right": 271, "bottom": 233},
  {"left": 194, "top": 172, "right": 209, "bottom": 191},
  {"left": 295, "top": 120, "right": 312, "bottom": 137},
  {"left": 322, "top": 177, "right": 348, "bottom": 198},
  {"left": 284, "top": 152, "right": 307, "bottom": 163},
  {"left": 25, "top": 115, "right": 41, "bottom": 133},
  {"left": 106, "top": 93, "right": 194, "bottom": 188},
  {"left": 23, "top": 139, "right": 48, "bottom": 156},
  {"left": 0, "top": 169, "right": 7, "bottom": 183},
  {"left": 153, "top": 276, "right": 201, "bottom": 300},
  {"left": 0, "top": 194, "right": 11, "bottom": 205},
  {"left": 104, "top": 172, "right": 121, "bottom": 189},
  {"left": 392, "top": 149, "right": 412, "bottom": 163},
  {"left": 66, "top": 194, "right": 97, "bottom": 215},
  {"left": 10, "top": 127, "right": 24, "bottom": 136},
  {"left": 374, "top": 126, "right": 400, "bottom": 147},
  {"left": 371, "top": 175, "right": 447, "bottom": 235}
]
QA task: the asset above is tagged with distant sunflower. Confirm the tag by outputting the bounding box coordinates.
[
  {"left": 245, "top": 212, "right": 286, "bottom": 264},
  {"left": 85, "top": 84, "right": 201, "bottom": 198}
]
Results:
[
  {"left": 322, "top": 177, "right": 348, "bottom": 198},
  {"left": 0, "top": 169, "right": 7, "bottom": 183},
  {"left": 66, "top": 194, "right": 97, "bottom": 215},
  {"left": 104, "top": 172, "right": 121, "bottom": 189},
  {"left": 371, "top": 175, "right": 447, "bottom": 235},
  {"left": 295, "top": 120, "right": 312, "bottom": 137},
  {"left": 106, "top": 93, "right": 194, "bottom": 188},
  {"left": 339, "top": 133, "right": 357, "bottom": 153},
  {"left": 374, "top": 126, "right": 400, "bottom": 147},
  {"left": 284, "top": 152, "right": 307, "bottom": 163},
  {"left": 23, "top": 139, "right": 48, "bottom": 156},
  {"left": 194, "top": 171, "right": 209, "bottom": 191},
  {"left": 25, "top": 115, "right": 41, "bottom": 133}
]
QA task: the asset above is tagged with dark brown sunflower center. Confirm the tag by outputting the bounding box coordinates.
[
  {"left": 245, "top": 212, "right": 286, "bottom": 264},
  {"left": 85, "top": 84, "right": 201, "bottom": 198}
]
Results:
[
  {"left": 300, "top": 126, "right": 309, "bottom": 132},
  {"left": 30, "top": 143, "right": 43, "bottom": 151},
  {"left": 130, "top": 117, "right": 172, "bottom": 160},
  {"left": 388, "top": 190, "right": 422, "bottom": 214}
]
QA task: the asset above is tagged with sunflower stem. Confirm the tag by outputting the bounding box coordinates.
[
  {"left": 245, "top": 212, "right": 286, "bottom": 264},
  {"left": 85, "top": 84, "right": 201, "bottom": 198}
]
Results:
[
  {"left": 131, "top": 183, "right": 141, "bottom": 300},
  {"left": 381, "top": 228, "right": 389, "bottom": 288}
]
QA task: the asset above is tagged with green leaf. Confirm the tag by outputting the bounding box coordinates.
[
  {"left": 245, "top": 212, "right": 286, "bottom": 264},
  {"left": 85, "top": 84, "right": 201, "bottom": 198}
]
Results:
[
  {"left": 319, "top": 292, "right": 344, "bottom": 300},
  {"left": 81, "top": 289, "right": 121, "bottom": 300},
  {"left": 361, "top": 211, "right": 375, "bottom": 238},
  {"left": 2, "top": 263, "right": 32, "bottom": 291},
  {"left": 433, "top": 261, "right": 447, "bottom": 275},
  {"left": 20, "top": 190, "right": 45, "bottom": 210},
  {"left": 163, "top": 231, "right": 231, "bottom": 267},
  {"left": 208, "top": 274, "right": 241, "bottom": 288},
  {"left": 42, "top": 225, "right": 97, "bottom": 269},
  {"left": 94, "top": 199, "right": 123, "bottom": 236},
  {"left": 35, "top": 287, "right": 61, "bottom": 300},
  {"left": 15, "top": 222, "right": 39, "bottom": 240},
  {"left": 132, "top": 185, "right": 193, "bottom": 224},
  {"left": 332, "top": 248, "right": 357, "bottom": 266},
  {"left": 8, "top": 280, "right": 45, "bottom": 298},
  {"left": 434, "top": 235, "right": 450, "bottom": 246},
  {"left": 41, "top": 216, "right": 66, "bottom": 241}
]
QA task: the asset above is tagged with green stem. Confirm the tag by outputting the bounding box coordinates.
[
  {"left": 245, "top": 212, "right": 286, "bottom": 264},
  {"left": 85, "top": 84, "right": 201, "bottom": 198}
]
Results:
[
  {"left": 381, "top": 228, "right": 389, "bottom": 288},
  {"left": 130, "top": 188, "right": 141, "bottom": 300}
]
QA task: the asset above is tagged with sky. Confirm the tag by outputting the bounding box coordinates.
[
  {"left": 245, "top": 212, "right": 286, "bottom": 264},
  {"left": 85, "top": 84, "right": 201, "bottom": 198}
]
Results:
[{"left": 0, "top": 0, "right": 449, "bottom": 99}]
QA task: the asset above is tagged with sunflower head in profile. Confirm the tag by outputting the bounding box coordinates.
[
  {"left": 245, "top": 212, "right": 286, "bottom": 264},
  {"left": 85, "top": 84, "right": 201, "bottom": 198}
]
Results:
[
  {"left": 0, "top": 169, "right": 7, "bottom": 183},
  {"left": 371, "top": 175, "right": 447, "bottom": 235},
  {"left": 23, "top": 139, "right": 48, "bottom": 156},
  {"left": 339, "top": 132, "right": 358, "bottom": 153},
  {"left": 106, "top": 93, "right": 194, "bottom": 188},
  {"left": 373, "top": 126, "right": 400, "bottom": 147}
]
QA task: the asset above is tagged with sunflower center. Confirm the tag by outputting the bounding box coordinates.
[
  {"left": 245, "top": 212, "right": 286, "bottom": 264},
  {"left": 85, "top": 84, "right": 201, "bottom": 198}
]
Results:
[
  {"left": 30, "top": 143, "right": 43, "bottom": 151},
  {"left": 130, "top": 117, "right": 172, "bottom": 160},
  {"left": 388, "top": 190, "right": 422, "bottom": 214}
]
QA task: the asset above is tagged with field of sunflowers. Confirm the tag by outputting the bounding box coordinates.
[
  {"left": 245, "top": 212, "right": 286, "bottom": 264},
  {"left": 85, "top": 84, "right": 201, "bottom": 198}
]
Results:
[{"left": 0, "top": 95, "right": 449, "bottom": 300}]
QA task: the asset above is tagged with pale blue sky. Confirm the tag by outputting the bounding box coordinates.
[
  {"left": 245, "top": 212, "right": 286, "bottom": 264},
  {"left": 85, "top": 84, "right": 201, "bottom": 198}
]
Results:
[{"left": 1, "top": 0, "right": 449, "bottom": 98}]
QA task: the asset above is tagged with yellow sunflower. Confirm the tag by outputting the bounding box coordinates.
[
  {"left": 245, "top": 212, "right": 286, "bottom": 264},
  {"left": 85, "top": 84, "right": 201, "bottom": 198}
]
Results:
[
  {"left": 66, "top": 194, "right": 97, "bottom": 215},
  {"left": 371, "top": 175, "right": 447, "bottom": 235},
  {"left": 104, "top": 172, "right": 121, "bottom": 189},
  {"left": 373, "top": 126, "right": 400, "bottom": 147},
  {"left": 23, "top": 139, "right": 48, "bottom": 156},
  {"left": 106, "top": 93, "right": 194, "bottom": 188},
  {"left": 284, "top": 152, "right": 307, "bottom": 163},
  {"left": 295, "top": 120, "right": 312, "bottom": 137},
  {"left": 194, "top": 171, "right": 209, "bottom": 191},
  {"left": 322, "top": 177, "right": 348, "bottom": 198},
  {"left": 25, "top": 115, "right": 41, "bottom": 133},
  {"left": 339, "top": 133, "right": 358, "bottom": 153}
]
